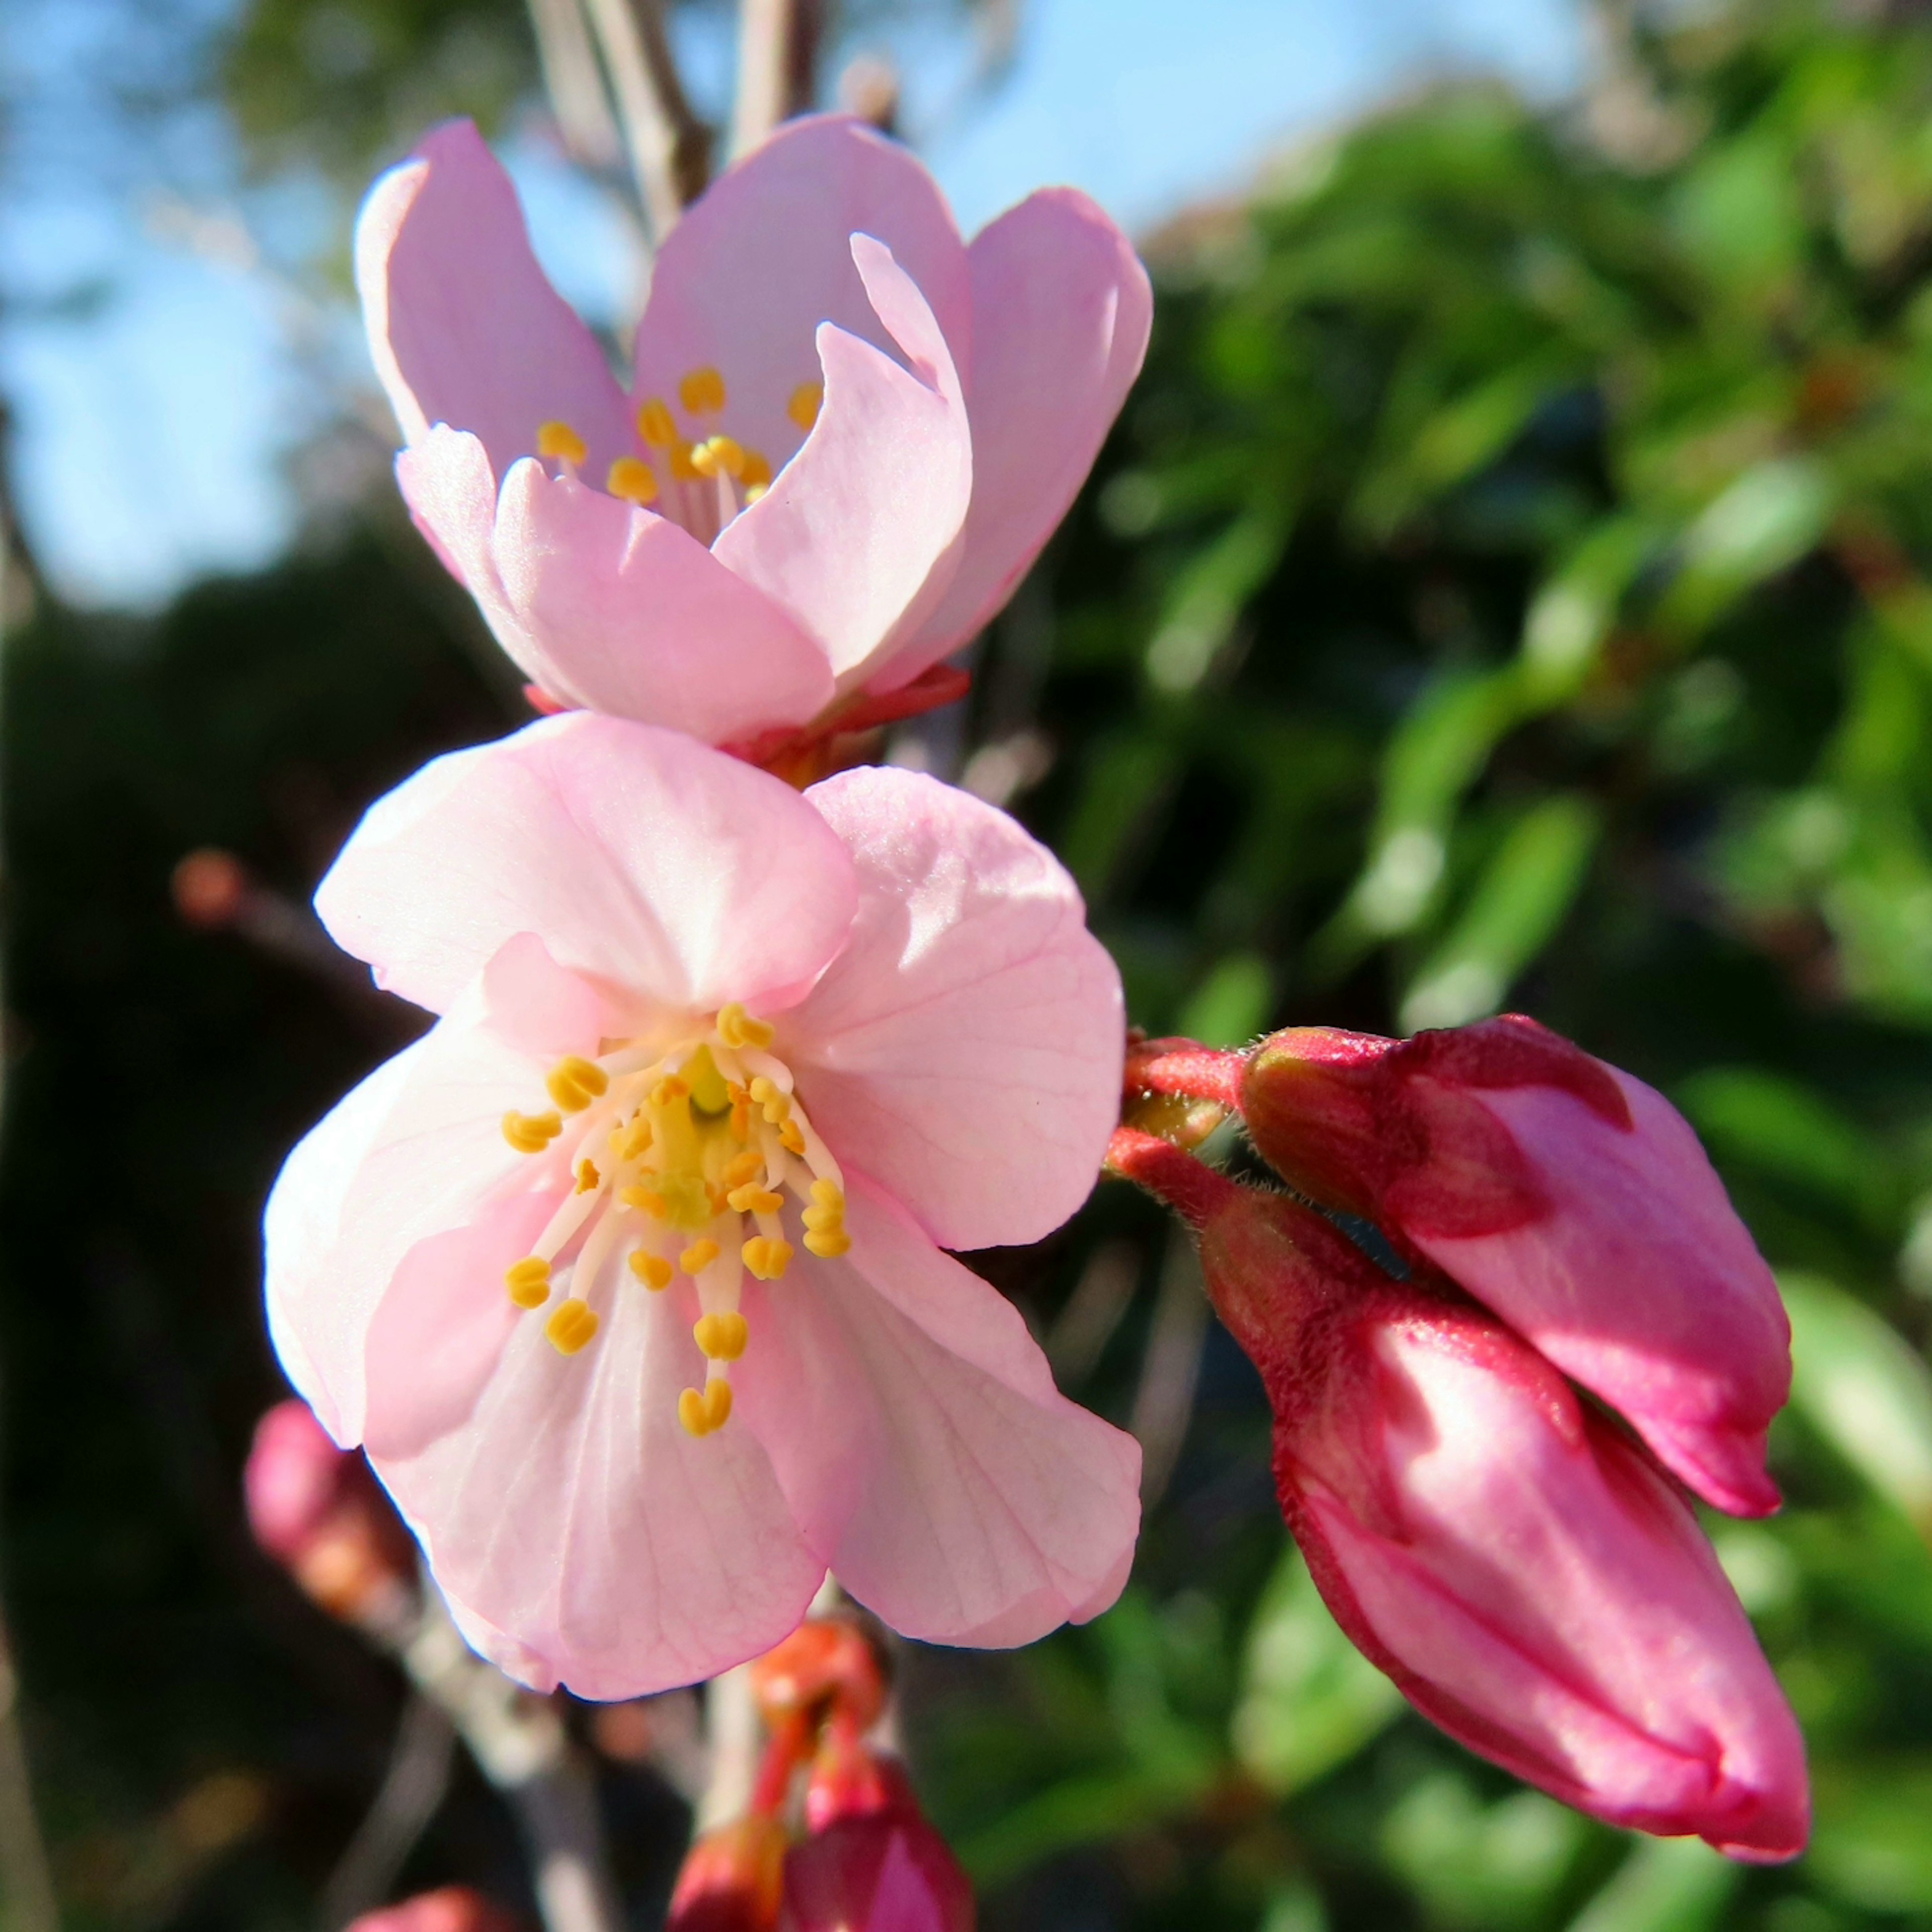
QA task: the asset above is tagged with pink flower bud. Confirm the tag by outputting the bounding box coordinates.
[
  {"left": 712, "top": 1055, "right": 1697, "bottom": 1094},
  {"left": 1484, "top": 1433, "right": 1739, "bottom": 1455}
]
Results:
[
  {"left": 345, "top": 1888, "right": 523, "bottom": 1932},
  {"left": 782, "top": 1754, "right": 974, "bottom": 1932},
  {"left": 1239, "top": 1016, "right": 1791, "bottom": 1518},
  {"left": 244, "top": 1400, "right": 415, "bottom": 1626},
  {"left": 670, "top": 1817, "right": 787, "bottom": 1932},
  {"left": 1106, "top": 1131, "right": 1809, "bottom": 1861}
]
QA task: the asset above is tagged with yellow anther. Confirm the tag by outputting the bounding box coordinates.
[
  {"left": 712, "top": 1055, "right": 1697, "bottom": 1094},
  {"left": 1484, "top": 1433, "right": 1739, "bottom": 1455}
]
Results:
[
  {"left": 576, "top": 1158, "right": 602, "bottom": 1194},
  {"left": 788, "top": 382, "right": 824, "bottom": 433},
  {"left": 721, "top": 1149, "right": 764, "bottom": 1188},
  {"left": 801, "top": 1204, "right": 842, "bottom": 1232},
  {"left": 637, "top": 398, "right": 678, "bottom": 446},
  {"left": 728, "top": 1183, "right": 785, "bottom": 1215},
  {"left": 743, "top": 1236, "right": 793, "bottom": 1281},
  {"left": 810, "top": 1178, "right": 844, "bottom": 1210},
  {"left": 694, "top": 1311, "right": 750, "bottom": 1360},
  {"left": 740, "top": 450, "right": 773, "bottom": 490},
  {"left": 749, "top": 1076, "right": 790, "bottom": 1124},
  {"left": 779, "top": 1118, "right": 807, "bottom": 1156},
  {"left": 685, "top": 1046, "right": 732, "bottom": 1116},
  {"left": 621, "top": 1184, "right": 668, "bottom": 1219},
  {"left": 547, "top": 1056, "right": 609, "bottom": 1113},
  {"left": 690, "top": 435, "right": 747, "bottom": 480},
  {"left": 717, "top": 1003, "right": 775, "bottom": 1051},
  {"left": 803, "top": 1227, "right": 852, "bottom": 1259},
  {"left": 728, "top": 1084, "right": 754, "bottom": 1142},
  {"left": 537, "top": 420, "right": 588, "bottom": 465},
  {"left": 629, "top": 1250, "right": 675, "bottom": 1291},
  {"left": 505, "top": 1257, "right": 551, "bottom": 1309},
  {"left": 680, "top": 366, "right": 727, "bottom": 415},
  {"left": 680, "top": 1239, "right": 721, "bottom": 1274},
  {"left": 606, "top": 456, "right": 660, "bottom": 506},
  {"left": 668, "top": 439, "right": 701, "bottom": 482},
  {"left": 503, "top": 1109, "right": 563, "bottom": 1154},
  {"left": 545, "top": 1300, "right": 600, "bottom": 1355},
  {"left": 745, "top": 484, "right": 769, "bottom": 505},
  {"left": 652, "top": 1075, "right": 691, "bottom": 1105},
  {"left": 679, "top": 1380, "right": 735, "bottom": 1436},
  {"left": 611, "top": 1115, "right": 653, "bottom": 1162}
]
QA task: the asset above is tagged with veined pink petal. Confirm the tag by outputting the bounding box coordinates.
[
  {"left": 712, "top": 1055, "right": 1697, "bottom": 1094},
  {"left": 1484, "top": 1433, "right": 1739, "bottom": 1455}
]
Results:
[
  {"left": 490, "top": 460, "right": 835, "bottom": 742},
  {"left": 263, "top": 991, "right": 538, "bottom": 1446},
  {"left": 358, "top": 120, "right": 632, "bottom": 479},
  {"left": 373, "top": 1271, "right": 825, "bottom": 1698},
  {"left": 880, "top": 187, "right": 1153, "bottom": 688},
  {"left": 314, "top": 713, "right": 857, "bottom": 1019},
  {"left": 1409, "top": 1071, "right": 1790, "bottom": 1518},
  {"left": 632, "top": 114, "right": 971, "bottom": 476},
  {"left": 733, "top": 1180, "right": 1141, "bottom": 1648},
  {"left": 480, "top": 931, "right": 611, "bottom": 1061},
  {"left": 394, "top": 426, "right": 527, "bottom": 641},
  {"left": 786, "top": 767, "right": 1122, "bottom": 1250},
  {"left": 712, "top": 237, "right": 972, "bottom": 685}
]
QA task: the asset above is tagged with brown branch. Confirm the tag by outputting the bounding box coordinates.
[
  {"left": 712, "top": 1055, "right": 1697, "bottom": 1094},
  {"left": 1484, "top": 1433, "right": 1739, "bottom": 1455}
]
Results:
[
  {"left": 525, "top": 0, "right": 624, "bottom": 173},
  {"left": 581, "top": 0, "right": 712, "bottom": 238},
  {"left": 730, "top": 0, "right": 825, "bottom": 159}
]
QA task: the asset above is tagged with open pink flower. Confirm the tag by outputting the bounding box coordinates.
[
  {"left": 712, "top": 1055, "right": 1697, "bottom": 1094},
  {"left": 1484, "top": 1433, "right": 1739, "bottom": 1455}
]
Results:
[
  {"left": 358, "top": 115, "right": 1151, "bottom": 752},
  {"left": 1109, "top": 1130, "right": 1809, "bottom": 1862},
  {"left": 264, "top": 714, "right": 1138, "bottom": 1698}
]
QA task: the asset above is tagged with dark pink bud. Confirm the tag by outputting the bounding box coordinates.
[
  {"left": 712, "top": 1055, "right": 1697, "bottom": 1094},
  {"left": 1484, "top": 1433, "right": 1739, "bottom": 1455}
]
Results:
[
  {"left": 781, "top": 1754, "right": 973, "bottom": 1932},
  {"left": 1106, "top": 1131, "right": 1809, "bottom": 1861},
  {"left": 244, "top": 1400, "right": 415, "bottom": 1624},
  {"left": 670, "top": 1818, "right": 787, "bottom": 1932},
  {"left": 345, "top": 1888, "right": 523, "bottom": 1932},
  {"left": 1240, "top": 1017, "right": 1791, "bottom": 1517}
]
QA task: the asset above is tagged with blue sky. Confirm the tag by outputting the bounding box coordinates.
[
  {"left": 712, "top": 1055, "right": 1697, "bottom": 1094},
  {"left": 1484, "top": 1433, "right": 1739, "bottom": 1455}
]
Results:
[{"left": 0, "top": 0, "right": 1582, "bottom": 610}]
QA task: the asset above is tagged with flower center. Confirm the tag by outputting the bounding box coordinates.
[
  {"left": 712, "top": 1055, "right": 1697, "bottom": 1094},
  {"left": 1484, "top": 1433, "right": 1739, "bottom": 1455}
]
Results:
[
  {"left": 535, "top": 367, "right": 824, "bottom": 548},
  {"left": 497, "top": 1001, "right": 849, "bottom": 1438}
]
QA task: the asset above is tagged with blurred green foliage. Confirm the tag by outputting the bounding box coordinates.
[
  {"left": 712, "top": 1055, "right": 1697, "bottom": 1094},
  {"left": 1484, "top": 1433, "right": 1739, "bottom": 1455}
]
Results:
[{"left": 16, "top": 1, "right": 1932, "bottom": 1929}]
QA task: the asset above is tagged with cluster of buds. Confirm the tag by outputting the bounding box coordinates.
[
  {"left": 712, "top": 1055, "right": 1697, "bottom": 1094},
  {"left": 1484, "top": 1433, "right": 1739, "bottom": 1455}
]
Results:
[
  {"left": 669, "top": 1617, "right": 972, "bottom": 1932},
  {"left": 1113, "top": 1014, "right": 1809, "bottom": 1861}
]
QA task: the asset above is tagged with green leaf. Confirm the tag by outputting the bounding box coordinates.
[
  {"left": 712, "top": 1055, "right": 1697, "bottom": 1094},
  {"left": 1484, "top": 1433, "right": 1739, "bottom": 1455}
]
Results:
[
  {"left": 1380, "top": 1774, "right": 1585, "bottom": 1928},
  {"left": 1563, "top": 1837, "right": 1740, "bottom": 1932},
  {"left": 1811, "top": 1758, "right": 1932, "bottom": 1910},
  {"left": 1661, "top": 458, "right": 1833, "bottom": 633},
  {"left": 1176, "top": 951, "right": 1274, "bottom": 1049}
]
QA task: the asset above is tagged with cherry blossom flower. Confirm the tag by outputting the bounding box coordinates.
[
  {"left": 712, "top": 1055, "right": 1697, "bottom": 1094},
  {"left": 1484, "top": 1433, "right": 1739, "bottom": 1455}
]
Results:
[
  {"left": 264, "top": 713, "right": 1138, "bottom": 1698},
  {"left": 1108, "top": 1128, "right": 1809, "bottom": 1861},
  {"left": 358, "top": 115, "right": 1150, "bottom": 756}
]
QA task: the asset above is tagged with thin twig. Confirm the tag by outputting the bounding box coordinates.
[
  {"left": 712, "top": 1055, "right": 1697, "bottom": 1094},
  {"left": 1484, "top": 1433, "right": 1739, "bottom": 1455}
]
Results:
[
  {"left": 321, "top": 1692, "right": 458, "bottom": 1930},
  {"left": 730, "top": 0, "right": 824, "bottom": 159},
  {"left": 581, "top": 0, "right": 712, "bottom": 238},
  {"left": 526, "top": 0, "right": 625, "bottom": 172}
]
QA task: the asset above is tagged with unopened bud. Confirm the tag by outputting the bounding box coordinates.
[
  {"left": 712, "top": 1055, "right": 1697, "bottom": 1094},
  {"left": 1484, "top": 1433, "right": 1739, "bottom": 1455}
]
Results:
[
  {"left": 172, "top": 847, "right": 251, "bottom": 928},
  {"left": 783, "top": 1752, "right": 973, "bottom": 1932},
  {"left": 669, "top": 1816, "right": 787, "bottom": 1932}
]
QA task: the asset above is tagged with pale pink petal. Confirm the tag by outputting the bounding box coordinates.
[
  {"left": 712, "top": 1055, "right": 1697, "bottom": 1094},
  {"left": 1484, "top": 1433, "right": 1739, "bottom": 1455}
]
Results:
[
  {"left": 711, "top": 238, "right": 972, "bottom": 685},
  {"left": 1409, "top": 1072, "right": 1792, "bottom": 1518},
  {"left": 488, "top": 459, "right": 834, "bottom": 742},
  {"left": 263, "top": 988, "right": 541, "bottom": 1446},
  {"left": 733, "top": 1181, "right": 1141, "bottom": 1647},
  {"left": 784, "top": 767, "right": 1122, "bottom": 1250},
  {"left": 394, "top": 427, "right": 529, "bottom": 647},
  {"left": 357, "top": 120, "right": 631, "bottom": 478},
  {"left": 314, "top": 713, "right": 857, "bottom": 1019},
  {"left": 879, "top": 188, "right": 1153, "bottom": 686},
  {"left": 374, "top": 1268, "right": 825, "bottom": 1698},
  {"left": 480, "top": 932, "right": 612, "bottom": 1060},
  {"left": 632, "top": 114, "right": 970, "bottom": 475}
]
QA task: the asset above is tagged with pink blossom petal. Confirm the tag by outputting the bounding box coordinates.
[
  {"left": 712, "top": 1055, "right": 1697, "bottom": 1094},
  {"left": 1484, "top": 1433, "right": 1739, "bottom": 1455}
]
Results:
[
  {"left": 1409, "top": 1072, "right": 1791, "bottom": 1517},
  {"left": 881, "top": 188, "right": 1153, "bottom": 686},
  {"left": 784, "top": 767, "right": 1122, "bottom": 1250},
  {"left": 374, "top": 1270, "right": 825, "bottom": 1698},
  {"left": 263, "top": 991, "right": 539, "bottom": 1445},
  {"left": 733, "top": 1180, "right": 1141, "bottom": 1647},
  {"left": 489, "top": 460, "right": 834, "bottom": 742},
  {"left": 394, "top": 427, "right": 525, "bottom": 637},
  {"left": 712, "top": 237, "right": 972, "bottom": 685},
  {"left": 358, "top": 120, "right": 632, "bottom": 479},
  {"left": 632, "top": 114, "right": 970, "bottom": 474},
  {"left": 314, "top": 713, "right": 857, "bottom": 1019},
  {"left": 481, "top": 932, "right": 612, "bottom": 1060}
]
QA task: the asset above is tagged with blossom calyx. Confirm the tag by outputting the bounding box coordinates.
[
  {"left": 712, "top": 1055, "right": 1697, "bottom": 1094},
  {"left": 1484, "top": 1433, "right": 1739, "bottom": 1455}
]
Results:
[
  {"left": 781, "top": 1754, "right": 974, "bottom": 1932},
  {"left": 669, "top": 1817, "right": 788, "bottom": 1932},
  {"left": 1238, "top": 1016, "right": 1792, "bottom": 1518}
]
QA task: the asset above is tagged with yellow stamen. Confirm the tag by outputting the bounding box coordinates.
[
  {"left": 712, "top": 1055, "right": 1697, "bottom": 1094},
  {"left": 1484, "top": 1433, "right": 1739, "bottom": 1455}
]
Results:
[
  {"left": 653, "top": 1076, "right": 691, "bottom": 1105},
  {"left": 743, "top": 1236, "right": 793, "bottom": 1281},
  {"left": 744, "top": 484, "right": 769, "bottom": 505},
  {"left": 727, "top": 1183, "right": 785, "bottom": 1215},
  {"left": 721, "top": 1149, "right": 764, "bottom": 1188},
  {"left": 694, "top": 1311, "right": 750, "bottom": 1360},
  {"left": 779, "top": 1119, "right": 807, "bottom": 1156},
  {"left": 505, "top": 1257, "right": 551, "bottom": 1309},
  {"left": 537, "top": 420, "right": 588, "bottom": 465},
  {"left": 546, "top": 1300, "right": 600, "bottom": 1354},
  {"left": 668, "top": 439, "right": 701, "bottom": 482},
  {"left": 606, "top": 456, "right": 660, "bottom": 506},
  {"left": 680, "top": 1239, "right": 721, "bottom": 1275},
  {"left": 629, "top": 1251, "right": 674, "bottom": 1291},
  {"left": 717, "top": 1003, "right": 775, "bottom": 1051},
  {"left": 678, "top": 1380, "right": 736, "bottom": 1436},
  {"left": 610, "top": 1115, "right": 653, "bottom": 1162},
  {"left": 547, "top": 1056, "right": 610, "bottom": 1113},
  {"left": 788, "top": 382, "right": 824, "bottom": 433},
  {"left": 810, "top": 1179, "right": 844, "bottom": 1210},
  {"left": 749, "top": 1076, "right": 790, "bottom": 1124},
  {"left": 576, "top": 1158, "right": 602, "bottom": 1194},
  {"left": 803, "top": 1227, "right": 852, "bottom": 1259},
  {"left": 503, "top": 1109, "right": 563, "bottom": 1154},
  {"left": 679, "top": 366, "right": 727, "bottom": 415},
  {"left": 690, "top": 435, "right": 746, "bottom": 480},
  {"left": 740, "top": 450, "right": 773, "bottom": 490},
  {"left": 621, "top": 1184, "right": 668, "bottom": 1218},
  {"left": 637, "top": 398, "right": 678, "bottom": 447},
  {"left": 728, "top": 1083, "right": 753, "bottom": 1142}
]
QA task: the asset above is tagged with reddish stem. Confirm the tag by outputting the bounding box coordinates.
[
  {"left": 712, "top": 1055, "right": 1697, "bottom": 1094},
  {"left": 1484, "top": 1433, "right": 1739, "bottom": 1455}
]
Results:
[
  {"left": 1123, "top": 1037, "right": 1247, "bottom": 1110},
  {"left": 749, "top": 1709, "right": 812, "bottom": 1817},
  {"left": 1105, "top": 1126, "right": 1243, "bottom": 1229}
]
